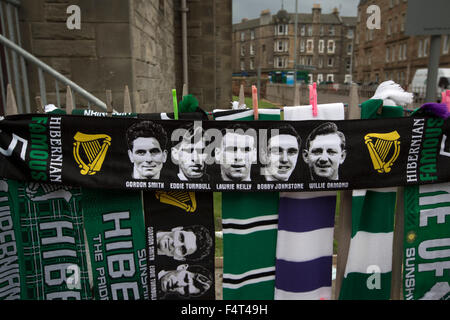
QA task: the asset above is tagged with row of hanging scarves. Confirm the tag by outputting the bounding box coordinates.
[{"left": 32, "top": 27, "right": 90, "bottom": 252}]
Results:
[
  {"left": 1, "top": 82, "right": 450, "bottom": 300},
  {"left": 223, "top": 81, "right": 450, "bottom": 300},
  {"left": 0, "top": 94, "right": 217, "bottom": 300}
]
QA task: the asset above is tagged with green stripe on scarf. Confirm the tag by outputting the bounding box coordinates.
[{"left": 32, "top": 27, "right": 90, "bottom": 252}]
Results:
[
  {"left": 218, "top": 109, "right": 280, "bottom": 300},
  {"left": 82, "top": 189, "right": 148, "bottom": 300},
  {"left": 339, "top": 99, "right": 403, "bottom": 300},
  {"left": 12, "top": 181, "right": 91, "bottom": 300}
]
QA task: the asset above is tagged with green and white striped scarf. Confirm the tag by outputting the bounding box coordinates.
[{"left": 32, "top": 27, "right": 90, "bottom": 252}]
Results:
[
  {"left": 215, "top": 108, "right": 281, "bottom": 299},
  {"left": 339, "top": 99, "right": 403, "bottom": 299}
]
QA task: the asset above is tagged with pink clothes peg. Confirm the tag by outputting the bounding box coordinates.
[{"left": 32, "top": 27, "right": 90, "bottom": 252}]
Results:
[
  {"left": 444, "top": 90, "right": 450, "bottom": 111},
  {"left": 309, "top": 82, "right": 318, "bottom": 117},
  {"left": 252, "top": 85, "right": 259, "bottom": 120}
]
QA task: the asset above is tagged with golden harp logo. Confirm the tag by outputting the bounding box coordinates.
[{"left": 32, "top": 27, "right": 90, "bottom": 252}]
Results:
[
  {"left": 73, "top": 132, "right": 111, "bottom": 175},
  {"left": 364, "top": 131, "right": 400, "bottom": 173},
  {"left": 155, "top": 191, "right": 197, "bottom": 213}
]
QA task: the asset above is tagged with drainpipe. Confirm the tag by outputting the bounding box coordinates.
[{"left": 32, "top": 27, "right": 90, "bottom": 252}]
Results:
[{"left": 181, "top": 0, "right": 189, "bottom": 93}]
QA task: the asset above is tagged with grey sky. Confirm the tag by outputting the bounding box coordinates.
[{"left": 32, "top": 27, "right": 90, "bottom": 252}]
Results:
[{"left": 233, "top": 0, "right": 360, "bottom": 23}]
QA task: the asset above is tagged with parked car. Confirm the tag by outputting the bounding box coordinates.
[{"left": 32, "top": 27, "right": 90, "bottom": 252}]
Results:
[{"left": 410, "top": 68, "right": 450, "bottom": 101}]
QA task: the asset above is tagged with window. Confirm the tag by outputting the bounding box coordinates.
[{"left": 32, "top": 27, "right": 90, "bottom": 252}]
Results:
[
  {"left": 443, "top": 35, "right": 450, "bottom": 54},
  {"left": 284, "top": 40, "right": 289, "bottom": 52},
  {"left": 320, "top": 26, "right": 324, "bottom": 36},
  {"left": 346, "top": 59, "right": 351, "bottom": 72},
  {"left": 250, "top": 30, "right": 255, "bottom": 40},
  {"left": 327, "top": 40, "right": 335, "bottom": 53},
  {"left": 328, "top": 57, "right": 334, "bottom": 67},
  {"left": 318, "top": 40, "right": 324, "bottom": 53},
  {"left": 386, "top": 47, "right": 390, "bottom": 62},
  {"left": 308, "top": 74, "right": 313, "bottom": 83},
  {"left": 307, "top": 56, "right": 313, "bottom": 66},
  {"left": 307, "top": 25, "right": 313, "bottom": 36},
  {"left": 390, "top": 0, "right": 394, "bottom": 8},
  {"left": 398, "top": 44, "right": 402, "bottom": 61},
  {"left": 387, "top": 19, "right": 392, "bottom": 36},
  {"left": 418, "top": 40, "right": 423, "bottom": 57},
  {"left": 317, "top": 74, "right": 324, "bottom": 83},
  {"left": 241, "top": 32, "right": 245, "bottom": 41},
  {"left": 423, "top": 38, "right": 429, "bottom": 57},
  {"left": 318, "top": 57, "right": 323, "bottom": 68},
  {"left": 347, "top": 43, "right": 352, "bottom": 54},
  {"left": 307, "top": 39, "right": 314, "bottom": 53},
  {"left": 250, "top": 59, "right": 254, "bottom": 70},
  {"left": 369, "top": 29, "right": 373, "bottom": 41},
  {"left": 401, "top": 14, "right": 406, "bottom": 32},
  {"left": 391, "top": 46, "right": 396, "bottom": 62},
  {"left": 300, "top": 39, "right": 305, "bottom": 52},
  {"left": 344, "top": 74, "right": 352, "bottom": 83},
  {"left": 403, "top": 43, "right": 407, "bottom": 60},
  {"left": 250, "top": 44, "right": 254, "bottom": 55},
  {"left": 275, "top": 57, "right": 285, "bottom": 68},
  {"left": 278, "top": 40, "right": 284, "bottom": 52},
  {"left": 240, "top": 60, "right": 245, "bottom": 71},
  {"left": 301, "top": 25, "right": 305, "bottom": 36},
  {"left": 327, "top": 74, "right": 334, "bottom": 82},
  {"left": 241, "top": 45, "right": 245, "bottom": 56},
  {"left": 278, "top": 24, "right": 285, "bottom": 35},
  {"left": 329, "top": 26, "right": 335, "bottom": 36},
  {"left": 347, "top": 29, "right": 354, "bottom": 38},
  {"left": 394, "top": 17, "right": 398, "bottom": 34}
]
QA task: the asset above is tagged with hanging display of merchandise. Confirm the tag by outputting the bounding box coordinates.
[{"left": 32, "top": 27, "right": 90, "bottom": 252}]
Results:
[{"left": 1, "top": 109, "right": 449, "bottom": 192}]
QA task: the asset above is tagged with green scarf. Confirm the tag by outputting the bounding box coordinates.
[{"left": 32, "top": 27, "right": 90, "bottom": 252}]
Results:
[{"left": 339, "top": 99, "right": 403, "bottom": 299}]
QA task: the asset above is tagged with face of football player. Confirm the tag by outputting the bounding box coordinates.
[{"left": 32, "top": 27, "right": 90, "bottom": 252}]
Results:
[
  {"left": 128, "top": 137, "right": 167, "bottom": 179},
  {"left": 176, "top": 139, "right": 206, "bottom": 179},
  {"left": 265, "top": 134, "right": 300, "bottom": 181},
  {"left": 303, "top": 133, "right": 346, "bottom": 180},
  {"left": 157, "top": 228, "right": 197, "bottom": 261},
  {"left": 218, "top": 132, "right": 256, "bottom": 181},
  {"left": 159, "top": 265, "right": 209, "bottom": 297}
]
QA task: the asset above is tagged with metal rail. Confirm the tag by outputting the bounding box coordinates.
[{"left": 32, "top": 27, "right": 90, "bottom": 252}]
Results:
[{"left": 0, "top": 33, "right": 108, "bottom": 111}]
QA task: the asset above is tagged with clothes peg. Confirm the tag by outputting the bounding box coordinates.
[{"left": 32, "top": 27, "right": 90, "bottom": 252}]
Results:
[
  {"left": 309, "top": 82, "right": 318, "bottom": 117},
  {"left": 444, "top": 90, "right": 450, "bottom": 112},
  {"left": 172, "top": 89, "right": 179, "bottom": 120},
  {"left": 252, "top": 85, "right": 259, "bottom": 120}
]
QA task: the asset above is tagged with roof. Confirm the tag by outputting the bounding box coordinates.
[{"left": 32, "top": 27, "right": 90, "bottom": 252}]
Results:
[{"left": 233, "top": 11, "right": 356, "bottom": 31}]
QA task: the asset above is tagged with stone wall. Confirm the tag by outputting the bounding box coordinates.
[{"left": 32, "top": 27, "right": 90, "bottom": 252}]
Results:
[
  {"left": 19, "top": 0, "right": 134, "bottom": 111},
  {"left": 180, "top": 0, "right": 232, "bottom": 111},
  {"left": 130, "top": 0, "right": 176, "bottom": 113},
  {"left": 18, "top": 0, "right": 231, "bottom": 112}
]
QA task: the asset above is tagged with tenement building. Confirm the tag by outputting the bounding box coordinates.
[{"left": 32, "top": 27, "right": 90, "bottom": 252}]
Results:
[
  {"left": 353, "top": 0, "right": 450, "bottom": 89},
  {"left": 232, "top": 4, "right": 357, "bottom": 84}
]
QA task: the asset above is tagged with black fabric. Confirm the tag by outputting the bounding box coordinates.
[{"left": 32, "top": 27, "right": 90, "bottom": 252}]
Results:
[{"left": 0, "top": 113, "right": 449, "bottom": 191}]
